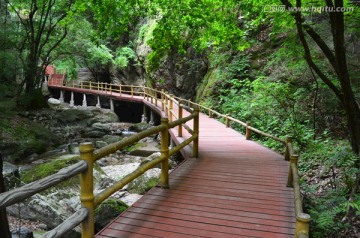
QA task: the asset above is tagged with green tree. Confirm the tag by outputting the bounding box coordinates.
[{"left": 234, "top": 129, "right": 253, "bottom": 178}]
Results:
[
  {"left": 278, "top": 0, "right": 360, "bottom": 201},
  {"left": 146, "top": 0, "right": 245, "bottom": 70},
  {"left": 0, "top": 154, "right": 11, "bottom": 238},
  {"left": 6, "top": 0, "right": 76, "bottom": 105}
]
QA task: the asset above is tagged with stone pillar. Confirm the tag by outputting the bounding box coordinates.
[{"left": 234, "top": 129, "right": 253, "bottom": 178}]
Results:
[
  {"left": 82, "top": 94, "right": 87, "bottom": 107},
  {"left": 170, "top": 139, "right": 175, "bottom": 149},
  {"left": 141, "top": 105, "right": 148, "bottom": 123},
  {"left": 70, "top": 92, "right": 75, "bottom": 107},
  {"left": 59, "top": 90, "right": 64, "bottom": 103},
  {"left": 141, "top": 114, "right": 147, "bottom": 123},
  {"left": 96, "top": 96, "right": 101, "bottom": 108},
  {"left": 149, "top": 110, "right": 155, "bottom": 126},
  {"left": 110, "top": 99, "right": 114, "bottom": 112}
]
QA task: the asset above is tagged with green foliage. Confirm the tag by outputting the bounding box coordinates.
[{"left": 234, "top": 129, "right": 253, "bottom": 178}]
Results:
[
  {"left": 219, "top": 76, "right": 313, "bottom": 150},
  {"left": 114, "top": 47, "right": 137, "bottom": 69},
  {"left": 88, "top": 44, "right": 113, "bottom": 66},
  {"left": 301, "top": 139, "right": 359, "bottom": 190},
  {"left": 17, "top": 89, "right": 49, "bottom": 110},
  {"left": 146, "top": 0, "right": 246, "bottom": 70},
  {"left": 54, "top": 58, "right": 78, "bottom": 80},
  {"left": 300, "top": 139, "right": 360, "bottom": 237}
]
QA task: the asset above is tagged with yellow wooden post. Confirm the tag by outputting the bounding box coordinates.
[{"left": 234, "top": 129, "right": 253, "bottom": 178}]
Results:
[
  {"left": 79, "top": 142, "right": 95, "bottom": 238},
  {"left": 155, "top": 92, "right": 158, "bottom": 106},
  {"left": 160, "top": 118, "right": 170, "bottom": 188},
  {"left": 170, "top": 97, "right": 173, "bottom": 111},
  {"left": 193, "top": 106, "right": 200, "bottom": 158},
  {"left": 285, "top": 137, "right": 292, "bottom": 161},
  {"left": 296, "top": 213, "right": 311, "bottom": 238},
  {"left": 151, "top": 90, "right": 154, "bottom": 104},
  {"left": 161, "top": 90, "right": 165, "bottom": 111},
  {"left": 178, "top": 105, "right": 183, "bottom": 137},
  {"left": 131, "top": 86, "right": 134, "bottom": 97},
  {"left": 89, "top": 81, "right": 92, "bottom": 90},
  {"left": 225, "top": 114, "right": 230, "bottom": 127},
  {"left": 287, "top": 155, "right": 298, "bottom": 187},
  {"left": 169, "top": 97, "right": 173, "bottom": 122},
  {"left": 80, "top": 81, "right": 83, "bottom": 89},
  {"left": 165, "top": 96, "right": 169, "bottom": 117},
  {"left": 246, "top": 122, "right": 251, "bottom": 140}
]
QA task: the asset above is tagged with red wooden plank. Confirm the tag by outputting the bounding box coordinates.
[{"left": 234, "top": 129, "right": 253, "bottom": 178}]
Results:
[
  {"left": 112, "top": 216, "right": 277, "bottom": 238},
  {"left": 146, "top": 189, "right": 294, "bottom": 213},
  {"left": 124, "top": 206, "right": 295, "bottom": 234},
  {"left": 136, "top": 193, "right": 295, "bottom": 220},
  {"left": 130, "top": 200, "right": 295, "bottom": 228},
  {"left": 97, "top": 230, "right": 157, "bottom": 238}
]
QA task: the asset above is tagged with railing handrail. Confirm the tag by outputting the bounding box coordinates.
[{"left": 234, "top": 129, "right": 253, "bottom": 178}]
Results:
[
  {"left": 0, "top": 160, "right": 87, "bottom": 208},
  {"left": 285, "top": 140, "right": 311, "bottom": 238},
  {"left": 47, "top": 80, "right": 309, "bottom": 237}
]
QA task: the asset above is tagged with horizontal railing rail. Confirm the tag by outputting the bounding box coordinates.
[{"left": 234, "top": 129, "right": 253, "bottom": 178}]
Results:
[
  {"left": 0, "top": 161, "right": 87, "bottom": 208},
  {"left": 47, "top": 80, "right": 309, "bottom": 237}
]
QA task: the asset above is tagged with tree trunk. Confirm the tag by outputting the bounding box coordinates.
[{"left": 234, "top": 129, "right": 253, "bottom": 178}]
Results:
[
  {"left": 286, "top": 0, "right": 360, "bottom": 194},
  {"left": 0, "top": 153, "right": 11, "bottom": 238}
]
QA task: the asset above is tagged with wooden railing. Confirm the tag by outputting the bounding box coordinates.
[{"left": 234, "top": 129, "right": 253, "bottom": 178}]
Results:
[
  {"left": 0, "top": 82, "right": 199, "bottom": 238},
  {"left": 20, "top": 80, "right": 309, "bottom": 237}
]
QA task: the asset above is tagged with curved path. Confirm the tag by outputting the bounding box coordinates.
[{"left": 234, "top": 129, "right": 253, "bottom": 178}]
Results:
[{"left": 48, "top": 83, "right": 295, "bottom": 237}]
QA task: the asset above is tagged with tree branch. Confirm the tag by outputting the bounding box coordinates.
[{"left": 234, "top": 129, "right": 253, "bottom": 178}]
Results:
[{"left": 280, "top": 0, "right": 339, "bottom": 75}]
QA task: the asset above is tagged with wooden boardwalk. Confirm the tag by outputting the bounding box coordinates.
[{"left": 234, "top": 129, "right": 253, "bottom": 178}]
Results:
[
  {"left": 96, "top": 102, "right": 295, "bottom": 237},
  {"left": 46, "top": 83, "right": 295, "bottom": 237}
]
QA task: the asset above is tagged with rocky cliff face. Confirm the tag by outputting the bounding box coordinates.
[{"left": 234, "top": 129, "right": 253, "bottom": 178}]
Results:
[
  {"left": 109, "top": 19, "right": 208, "bottom": 100},
  {"left": 148, "top": 47, "right": 208, "bottom": 100}
]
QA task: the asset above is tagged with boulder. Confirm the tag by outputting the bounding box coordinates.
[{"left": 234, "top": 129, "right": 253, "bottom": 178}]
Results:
[
  {"left": 7, "top": 193, "right": 70, "bottom": 229},
  {"left": 81, "top": 128, "right": 106, "bottom": 138},
  {"left": 94, "top": 199, "right": 128, "bottom": 233},
  {"left": 11, "top": 227, "right": 34, "bottom": 238},
  {"left": 47, "top": 98, "right": 61, "bottom": 109},
  {"left": 128, "top": 122, "right": 150, "bottom": 132},
  {"left": 3, "top": 161, "right": 20, "bottom": 189},
  {"left": 128, "top": 141, "right": 160, "bottom": 157},
  {"left": 91, "top": 123, "right": 113, "bottom": 133},
  {"left": 55, "top": 108, "right": 97, "bottom": 123},
  {"left": 102, "top": 135, "right": 122, "bottom": 144},
  {"left": 88, "top": 112, "right": 119, "bottom": 124}
]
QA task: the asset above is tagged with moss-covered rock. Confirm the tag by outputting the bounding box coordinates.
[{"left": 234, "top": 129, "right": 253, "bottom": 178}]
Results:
[
  {"left": 127, "top": 175, "right": 159, "bottom": 195},
  {"left": 94, "top": 199, "right": 128, "bottom": 232},
  {"left": 20, "top": 155, "right": 80, "bottom": 184},
  {"left": 0, "top": 115, "right": 60, "bottom": 163}
]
